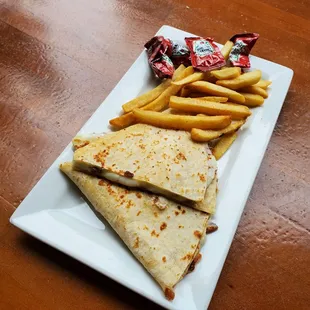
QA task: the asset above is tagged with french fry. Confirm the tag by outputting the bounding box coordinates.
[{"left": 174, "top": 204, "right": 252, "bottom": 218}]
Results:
[
  {"left": 110, "top": 65, "right": 188, "bottom": 128},
  {"left": 212, "top": 132, "right": 237, "bottom": 160},
  {"left": 216, "top": 70, "right": 262, "bottom": 90},
  {"left": 169, "top": 96, "right": 251, "bottom": 119},
  {"left": 221, "top": 41, "right": 234, "bottom": 60},
  {"left": 187, "top": 81, "right": 245, "bottom": 103},
  {"left": 254, "top": 79, "right": 272, "bottom": 89},
  {"left": 211, "top": 67, "right": 241, "bottom": 80},
  {"left": 172, "top": 72, "right": 205, "bottom": 86},
  {"left": 110, "top": 65, "right": 190, "bottom": 128},
  {"left": 191, "top": 96, "right": 228, "bottom": 102},
  {"left": 191, "top": 120, "right": 245, "bottom": 142},
  {"left": 240, "top": 85, "right": 268, "bottom": 98},
  {"left": 162, "top": 108, "right": 194, "bottom": 115},
  {"left": 122, "top": 79, "right": 171, "bottom": 113},
  {"left": 180, "top": 90, "right": 229, "bottom": 102},
  {"left": 132, "top": 109, "right": 231, "bottom": 131},
  {"left": 109, "top": 112, "right": 136, "bottom": 128},
  {"left": 172, "top": 64, "right": 186, "bottom": 81},
  {"left": 180, "top": 87, "right": 191, "bottom": 97},
  {"left": 239, "top": 93, "right": 265, "bottom": 107},
  {"left": 188, "top": 93, "right": 228, "bottom": 101},
  {"left": 142, "top": 66, "right": 195, "bottom": 112}
]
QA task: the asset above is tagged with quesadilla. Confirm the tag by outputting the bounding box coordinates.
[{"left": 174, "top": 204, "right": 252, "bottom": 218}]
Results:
[
  {"left": 60, "top": 162, "right": 209, "bottom": 300},
  {"left": 73, "top": 124, "right": 210, "bottom": 204},
  {"left": 72, "top": 133, "right": 106, "bottom": 150},
  {"left": 72, "top": 131, "right": 218, "bottom": 214}
]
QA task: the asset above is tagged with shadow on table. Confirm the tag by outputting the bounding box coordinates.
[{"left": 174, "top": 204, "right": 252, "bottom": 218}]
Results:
[{"left": 19, "top": 234, "right": 164, "bottom": 310}]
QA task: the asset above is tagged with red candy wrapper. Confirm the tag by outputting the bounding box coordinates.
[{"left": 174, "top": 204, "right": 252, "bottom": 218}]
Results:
[
  {"left": 144, "top": 36, "right": 174, "bottom": 78},
  {"left": 185, "top": 37, "right": 226, "bottom": 71},
  {"left": 170, "top": 41, "right": 191, "bottom": 67},
  {"left": 229, "top": 33, "right": 259, "bottom": 68}
]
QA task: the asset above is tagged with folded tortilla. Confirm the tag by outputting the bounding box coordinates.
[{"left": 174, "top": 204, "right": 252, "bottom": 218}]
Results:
[
  {"left": 72, "top": 131, "right": 218, "bottom": 214},
  {"left": 60, "top": 162, "right": 209, "bottom": 300},
  {"left": 73, "top": 124, "right": 210, "bottom": 203},
  {"left": 195, "top": 149, "right": 218, "bottom": 214}
]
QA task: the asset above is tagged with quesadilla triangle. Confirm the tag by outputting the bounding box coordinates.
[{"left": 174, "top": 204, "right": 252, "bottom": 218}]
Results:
[
  {"left": 60, "top": 162, "right": 209, "bottom": 301},
  {"left": 71, "top": 132, "right": 218, "bottom": 214},
  {"left": 73, "top": 124, "right": 210, "bottom": 204}
]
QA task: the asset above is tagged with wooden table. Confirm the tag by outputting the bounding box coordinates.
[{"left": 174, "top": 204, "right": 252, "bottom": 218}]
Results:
[{"left": 1, "top": 0, "right": 309, "bottom": 309}]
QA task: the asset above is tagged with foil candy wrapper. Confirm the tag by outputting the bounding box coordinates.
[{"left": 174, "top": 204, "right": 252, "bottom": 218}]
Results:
[
  {"left": 185, "top": 37, "right": 226, "bottom": 71},
  {"left": 170, "top": 41, "right": 191, "bottom": 67},
  {"left": 144, "top": 36, "right": 174, "bottom": 78},
  {"left": 229, "top": 33, "right": 259, "bottom": 68}
]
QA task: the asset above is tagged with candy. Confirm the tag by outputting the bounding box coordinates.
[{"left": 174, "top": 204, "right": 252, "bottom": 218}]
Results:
[
  {"left": 144, "top": 36, "right": 174, "bottom": 78},
  {"left": 229, "top": 33, "right": 259, "bottom": 68},
  {"left": 170, "top": 41, "right": 191, "bottom": 67}
]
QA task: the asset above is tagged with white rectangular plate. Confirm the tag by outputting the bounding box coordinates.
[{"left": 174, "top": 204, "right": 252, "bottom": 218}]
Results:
[{"left": 10, "top": 26, "right": 293, "bottom": 310}]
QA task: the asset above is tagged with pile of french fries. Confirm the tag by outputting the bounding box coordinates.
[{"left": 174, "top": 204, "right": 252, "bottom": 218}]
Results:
[{"left": 109, "top": 42, "right": 272, "bottom": 160}]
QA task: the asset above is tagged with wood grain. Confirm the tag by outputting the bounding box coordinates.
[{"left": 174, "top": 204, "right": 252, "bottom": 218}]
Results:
[{"left": 0, "top": 0, "right": 309, "bottom": 309}]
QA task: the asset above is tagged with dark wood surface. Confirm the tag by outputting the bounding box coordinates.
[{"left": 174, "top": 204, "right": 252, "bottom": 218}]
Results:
[{"left": 1, "top": 0, "right": 310, "bottom": 309}]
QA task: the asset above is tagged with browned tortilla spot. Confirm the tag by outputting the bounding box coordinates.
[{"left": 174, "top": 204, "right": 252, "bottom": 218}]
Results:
[
  {"left": 98, "top": 179, "right": 105, "bottom": 186},
  {"left": 135, "top": 192, "right": 142, "bottom": 198},
  {"left": 165, "top": 288, "right": 175, "bottom": 301},
  {"left": 176, "top": 152, "right": 187, "bottom": 161},
  {"left": 181, "top": 253, "right": 193, "bottom": 261},
  {"left": 151, "top": 230, "right": 159, "bottom": 238},
  {"left": 198, "top": 173, "right": 206, "bottom": 182},
  {"left": 76, "top": 141, "right": 90, "bottom": 149},
  {"left": 160, "top": 222, "right": 167, "bottom": 231},
  {"left": 133, "top": 237, "right": 139, "bottom": 249},
  {"left": 194, "top": 230, "right": 202, "bottom": 238}
]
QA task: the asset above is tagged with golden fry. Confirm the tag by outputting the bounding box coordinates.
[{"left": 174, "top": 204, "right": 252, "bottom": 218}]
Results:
[
  {"left": 254, "top": 79, "right": 272, "bottom": 89},
  {"left": 143, "top": 66, "right": 195, "bottom": 112},
  {"left": 172, "top": 64, "right": 186, "bottom": 81},
  {"left": 221, "top": 41, "right": 234, "bottom": 60},
  {"left": 216, "top": 70, "right": 262, "bottom": 90},
  {"left": 240, "top": 85, "right": 268, "bottom": 98},
  {"left": 192, "top": 96, "right": 228, "bottom": 102},
  {"left": 132, "top": 109, "right": 231, "bottom": 131},
  {"left": 187, "top": 93, "right": 228, "bottom": 101},
  {"left": 180, "top": 87, "right": 191, "bottom": 97},
  {"left": 109, "top": 112, "right": 136, "bottom": 128},
  {"left": 191, "top": 120, "right": 245, "bottom": 142},
  {"left": 212, "top": 132, "right": 237, "bottom": 160},
  {"left": 162, "top": 108, "right": 194, "bottom": 115},
  {"left": 169, "top": 96, "right": 251, "bottom": 119},
  {"left": 239, "top": 93, "right": 265, "bottom": 107},
  {"left": 110, "top": 66, "right": 192, "bottom": 128},
  {"left": 211, "top": 67, "right": 241, "bottom": 80},
  {"left": 172, "top": 72, "right": 205, "bottom": 86},
  {"left": 111, "top": 65, "right": 188, "bottom": 128},
  {"left": 187, "top": 81, "right": 245, "bottom": 103},
  {"left": 122, "top": 79, "right": 171, "bottom": 113}
]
